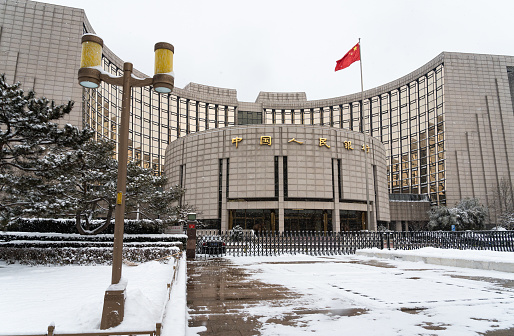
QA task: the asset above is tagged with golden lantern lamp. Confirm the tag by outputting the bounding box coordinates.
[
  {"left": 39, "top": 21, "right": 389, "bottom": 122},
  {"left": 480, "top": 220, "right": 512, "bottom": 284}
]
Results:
[{"left": 78, "top": 34, "right": 175, "bottom": 93}]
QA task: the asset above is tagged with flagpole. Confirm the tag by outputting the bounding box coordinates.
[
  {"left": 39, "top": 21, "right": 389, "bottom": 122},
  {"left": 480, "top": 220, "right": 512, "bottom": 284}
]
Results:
[
  {"left": 359, "top": 38, "right": 364, "bottom": 93},
  {"left": 359, "top": 38, "right": 372, "bottom": 231}
]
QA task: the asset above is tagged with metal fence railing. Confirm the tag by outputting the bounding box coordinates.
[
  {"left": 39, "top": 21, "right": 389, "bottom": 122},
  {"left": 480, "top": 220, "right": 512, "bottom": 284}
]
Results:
[
  {"left": 196, "top": 231, "right": 383, "bottom": 257},
  {"left": 195, "top": 230, "right": 514, "bottom": 257},
  {"left": 387, "top": 230, "right": 514, "bottom": 252}
]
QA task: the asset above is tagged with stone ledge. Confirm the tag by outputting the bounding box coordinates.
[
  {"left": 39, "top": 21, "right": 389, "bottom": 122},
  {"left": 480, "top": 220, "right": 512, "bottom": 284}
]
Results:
[{"left": 356, "top": 250, "right": 514, "bottom": 273}]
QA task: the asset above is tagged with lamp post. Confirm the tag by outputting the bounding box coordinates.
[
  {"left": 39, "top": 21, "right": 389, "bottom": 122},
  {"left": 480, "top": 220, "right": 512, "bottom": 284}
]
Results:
[{"left": 78, "top": 34, "right": 174, "bottom": 329}]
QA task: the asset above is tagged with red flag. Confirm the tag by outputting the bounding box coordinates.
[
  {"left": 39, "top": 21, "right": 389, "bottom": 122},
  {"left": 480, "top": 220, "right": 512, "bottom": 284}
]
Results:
[{"left": 335, "top": 43, "right": 360, "bottom": 71}]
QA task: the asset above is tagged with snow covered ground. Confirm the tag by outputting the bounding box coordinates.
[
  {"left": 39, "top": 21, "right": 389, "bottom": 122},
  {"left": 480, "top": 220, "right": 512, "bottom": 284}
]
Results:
[
  {"left": 227, "top": 249, "right": 514, "bottom": 336},
  {"left": 0, "top": 255, "right": 187, "bottom": 335},
  {"left": 1, "top": 248, "right": 514, "bottom": 335}
]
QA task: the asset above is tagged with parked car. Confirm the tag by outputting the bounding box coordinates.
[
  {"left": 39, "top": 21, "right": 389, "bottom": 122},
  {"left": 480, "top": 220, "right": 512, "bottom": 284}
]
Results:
[{"left": 198, "top": 236, "right": 226, "bottom": 255}]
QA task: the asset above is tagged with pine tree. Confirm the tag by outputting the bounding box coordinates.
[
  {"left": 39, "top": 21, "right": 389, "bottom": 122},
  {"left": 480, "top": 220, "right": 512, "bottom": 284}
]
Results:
[
  {"left": 0, "top": 74, "right": 91, "bottom": 223},
  {"left": 0, "top": 75, "right": 188, "bottom": 232},
  {"left": 39, "top": 139, "right": 187, "bottom": 234},
  {"left": 125, "top": 162, "right": 186, "bottom": 221},
  {"left": 38, "top": 140, "right": 119, "bottom": 234}
]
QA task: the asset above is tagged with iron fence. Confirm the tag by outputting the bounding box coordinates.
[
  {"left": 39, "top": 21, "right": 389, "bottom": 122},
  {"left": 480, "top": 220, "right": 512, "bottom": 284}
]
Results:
[
  {"left": 388, "top": 230, "right": 514, "bottom": 252},
  {"left": 196, "top": 231, "right": 383, "bottom": 257},
  {"left": 196, "top": 230, "right": 514, "bottom": 257}
]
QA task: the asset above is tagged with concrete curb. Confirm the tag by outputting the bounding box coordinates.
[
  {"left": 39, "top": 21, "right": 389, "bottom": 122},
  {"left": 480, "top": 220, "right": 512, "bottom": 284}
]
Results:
[{"left": 356, "top": 250, "right": 514, "bottom": 273}]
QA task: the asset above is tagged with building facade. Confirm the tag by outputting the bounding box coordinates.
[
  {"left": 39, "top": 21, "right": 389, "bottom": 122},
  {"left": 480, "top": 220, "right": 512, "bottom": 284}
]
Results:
[
  {"left": 1, "top": 0, "right": 514, "bottom": 228},
  {"left": 164, "top": 125, "right": 389, "bottom": 232}
]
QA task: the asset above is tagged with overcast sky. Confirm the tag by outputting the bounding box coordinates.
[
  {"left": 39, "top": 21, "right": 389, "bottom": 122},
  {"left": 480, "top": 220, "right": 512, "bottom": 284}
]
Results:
[{"left": 44, "top": 0, "right": 514, "bottom": 103}]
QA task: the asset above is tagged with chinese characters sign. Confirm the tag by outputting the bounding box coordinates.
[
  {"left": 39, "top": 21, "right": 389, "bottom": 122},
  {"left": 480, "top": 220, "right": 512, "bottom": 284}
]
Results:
[
  {"left": 260, "top": 136, "right": 272, "bottom": 146},
  {"left": 288, "top": 138, "right": 304, "bottom": 144},
  {"left": 232, "top": 137, "right": 242, "bottom": 148},
  {"left": 230, "top": 135, "right": 371, "bottom": 153},
  {"left": 319, "top": 138, "right": 330, "bottom": 148}
]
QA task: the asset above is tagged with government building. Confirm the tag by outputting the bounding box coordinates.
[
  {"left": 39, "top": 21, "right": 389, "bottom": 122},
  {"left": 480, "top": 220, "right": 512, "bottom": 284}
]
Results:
[{"left": 1, "top": 0, "right": 513, "bottom": 231}]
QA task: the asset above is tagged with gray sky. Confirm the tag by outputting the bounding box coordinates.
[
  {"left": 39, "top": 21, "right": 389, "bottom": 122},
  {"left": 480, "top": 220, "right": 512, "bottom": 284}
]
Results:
[{"left": 45, "top": 0, "right": 514, "bottom": 103}]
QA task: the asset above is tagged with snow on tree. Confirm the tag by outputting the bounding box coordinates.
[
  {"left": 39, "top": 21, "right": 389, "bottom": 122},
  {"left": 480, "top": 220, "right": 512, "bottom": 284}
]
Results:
[
  {"left": 125, "top": 162, "right": 188, "bottom": 222},
  {"left": 0, "top": 74, "right": 91, "bottom": 223},
  {"left": 490, "top": 177, "right": 514, "bottom": 229},
  {"left": 37, "top": 139, "right": 188, "bottom": 235},
  {"left": 428, "top": 198, "right": 488, "bottom": 230},
  {"left": 0, "top": 75, "right": 189, "bottom": 233},
  {"left": 38, "top": 140, "right": 119, "bottom": 234}
]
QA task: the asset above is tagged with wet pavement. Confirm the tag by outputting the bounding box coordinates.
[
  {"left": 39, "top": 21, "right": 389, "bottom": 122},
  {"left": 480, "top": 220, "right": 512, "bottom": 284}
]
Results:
[
  {"left": 187, "top": 259, "right": 370, "bottom": 335},
  {"left": 187, "top": 258, "right": 302, "bottom": 335},
  {"left": 186, "top": 257, "right": 514, "bottom": 335}
]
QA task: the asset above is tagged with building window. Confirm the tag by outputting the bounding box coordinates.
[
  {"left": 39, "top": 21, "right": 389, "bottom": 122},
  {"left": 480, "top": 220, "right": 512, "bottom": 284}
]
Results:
[{"left": 237, "top": 110, "right": 262, "bottom": 125}]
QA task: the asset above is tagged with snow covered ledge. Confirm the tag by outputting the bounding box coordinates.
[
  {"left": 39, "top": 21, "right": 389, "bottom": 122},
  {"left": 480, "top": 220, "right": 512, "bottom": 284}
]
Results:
[{"left": 356, "top": 248, "right": 514, "bottom": 273}]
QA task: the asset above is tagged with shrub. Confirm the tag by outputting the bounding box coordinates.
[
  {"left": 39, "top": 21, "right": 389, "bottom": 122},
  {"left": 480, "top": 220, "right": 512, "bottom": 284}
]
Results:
[
  {"left": 3, "top": 218, "right": 169, "bottom": 234},
  {"left": 428, "top": 198, "right": 488, "bottom": 231},
  {"left": 0, "top": 245, "right": 180, "bottom": 265},
  {"left": 0, "top": 231, "right": 187, "bottom": 265}
]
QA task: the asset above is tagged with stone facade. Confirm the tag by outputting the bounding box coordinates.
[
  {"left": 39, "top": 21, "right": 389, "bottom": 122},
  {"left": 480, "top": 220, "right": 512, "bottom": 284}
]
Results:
[
  {"left": 389, "top": 201, "right": 431, "bottom": 231},
  {"left": 0, "top": 0, "right": 86, "bottom": 127},
  {"left": 164, "top": 125, "right": 389, "bottom": 231},
  {"left": 442, "top": 53, "right": 514, "bottom": 223}
]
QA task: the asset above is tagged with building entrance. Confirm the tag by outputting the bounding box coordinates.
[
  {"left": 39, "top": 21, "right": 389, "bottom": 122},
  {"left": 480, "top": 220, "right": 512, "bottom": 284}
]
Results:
[
  {"left": 284, "top": 209, "right": 332, "bottom": 232},
  {"left": 340, "top": 210, "right": 366, "bottom": 231},
  {"left": 228, "top": 209, "right": 276, "bottom": 232}
]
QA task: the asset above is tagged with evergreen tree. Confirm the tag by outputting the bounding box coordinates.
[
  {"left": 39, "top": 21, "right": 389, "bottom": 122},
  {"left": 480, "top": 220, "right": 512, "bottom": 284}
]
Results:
[
  {"left": 0, "top": 75, "right": 187, "bottom": 232},
  {"left": 490, "top": 177, "right": 514, "bottom": 229},
  {"left": 428, "top": 198, "right": 488, "bottom": 230},
  {"left": 0, "top": 74, "right": 91, "bottom": 223},
  {"left": 125, "top": 162, "right": 187, "bottom": 221},
  {"left": 39, "top": 139, "right": 187, "bottom": 234},
  {"left": 38, "top": 140, "right": 118, "bottom": 234},
  {"left": 454, "top": 198, "right": 488, "bottom": 230}
]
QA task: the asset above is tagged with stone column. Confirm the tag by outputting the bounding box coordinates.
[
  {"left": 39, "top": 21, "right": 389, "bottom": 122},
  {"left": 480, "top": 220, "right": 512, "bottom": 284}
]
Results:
[
  {"left": 333, "top": 159, "right": 341, "bottom": 232},
  {"left": 278, "top": 157, "right": 285, "bottom": 232},
  {"left": 220, "top": 158, "right": 228, "bottom": 232},
  {"left": 395, "top": 221, "right": 402, "bottom": 232}
]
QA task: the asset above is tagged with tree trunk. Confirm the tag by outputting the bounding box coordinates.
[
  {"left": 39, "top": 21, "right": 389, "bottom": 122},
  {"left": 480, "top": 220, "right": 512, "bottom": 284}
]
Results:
[{"left": 75, "top": 204, "right": 115, "bottom": 235}]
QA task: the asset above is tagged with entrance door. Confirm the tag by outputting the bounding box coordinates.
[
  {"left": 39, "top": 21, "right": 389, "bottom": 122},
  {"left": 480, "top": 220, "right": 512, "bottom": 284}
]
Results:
[
  {"left": 229, "top": 209, "right": 276, "bottom": 232},
  {"left": 340, "top": 210, "right": 366, "bottom": 231},
  {"left": 284, "top": 209, "right": 332, "bottom": 232}
]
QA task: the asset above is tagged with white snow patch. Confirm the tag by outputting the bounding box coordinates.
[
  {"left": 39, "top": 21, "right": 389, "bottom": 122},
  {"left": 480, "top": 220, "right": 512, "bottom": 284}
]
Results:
[
  {"left": 0, "top": 259, "right": 179, "bottom": 334},
  {"left": 228, "top": 250, "right": 514, "bottom": 335}
]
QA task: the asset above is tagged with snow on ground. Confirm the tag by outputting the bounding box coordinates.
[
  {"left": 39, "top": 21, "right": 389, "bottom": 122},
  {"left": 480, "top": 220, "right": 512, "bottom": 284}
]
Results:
[
  {"left": 360, "top": 246, "right": 514, "bottom": 263},
  {"left": 1, "top": 248, "right": 514, "bottom": 335},
  {"left": 0, "top": 258, "right": 179, "bottom": 334},
  {"left": 162, "top": 254, "right": 187, "bottom": 336},
  {"left": 229, "top": 250, "right": 514, "bottom": 336}
]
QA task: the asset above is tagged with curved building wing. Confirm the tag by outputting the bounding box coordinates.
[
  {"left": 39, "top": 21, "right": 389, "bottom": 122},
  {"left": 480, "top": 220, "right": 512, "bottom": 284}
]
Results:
[{"left": 2, "top": 0, "right": 513, "bottom": 228}]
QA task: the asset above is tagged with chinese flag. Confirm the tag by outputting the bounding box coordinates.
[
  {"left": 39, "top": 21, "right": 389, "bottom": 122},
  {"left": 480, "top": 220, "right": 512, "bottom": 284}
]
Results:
[{"left": 335, "top": 43, "right": 360, "bottom": 71}]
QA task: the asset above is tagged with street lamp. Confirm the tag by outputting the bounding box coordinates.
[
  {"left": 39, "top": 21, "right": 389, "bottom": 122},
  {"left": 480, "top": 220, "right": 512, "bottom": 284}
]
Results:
[{"left": 78, "top": 34, "right": 174, "bottom": 329}]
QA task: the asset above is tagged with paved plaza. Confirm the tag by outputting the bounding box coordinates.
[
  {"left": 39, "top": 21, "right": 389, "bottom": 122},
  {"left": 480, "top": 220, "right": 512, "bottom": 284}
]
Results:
[{"left": 187, "top": 254, "right": 514, "bottom": 336}]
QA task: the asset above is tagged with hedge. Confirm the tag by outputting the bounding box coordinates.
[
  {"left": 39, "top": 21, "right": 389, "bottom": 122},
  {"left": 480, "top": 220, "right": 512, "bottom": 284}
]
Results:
[
  {"left": 2, "top": 218, "right": 175, "bottom": 234},
  {"left": 0, "top": 217, "right": 189, "bottom": 265},
  {"left": 0, "top": 246, "right": 181, "bottom": 265}
]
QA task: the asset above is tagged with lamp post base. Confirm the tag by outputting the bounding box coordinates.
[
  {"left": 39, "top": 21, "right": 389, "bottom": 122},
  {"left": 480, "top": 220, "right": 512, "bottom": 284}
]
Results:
[{"left": 100, "top": 281, "right": 127, "bottom": 329}]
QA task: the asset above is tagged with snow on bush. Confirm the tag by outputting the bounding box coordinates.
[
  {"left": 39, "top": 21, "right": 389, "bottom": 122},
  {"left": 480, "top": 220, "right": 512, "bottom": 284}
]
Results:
[
  {"left": 0, "top": 231, "right": 186, "bottom": 265},
  {"left": 3, "top": 217, "right": 168, "bottom": 234},
  {"left": 0, "top": 245, "right": 180, "bottom": 265}
]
